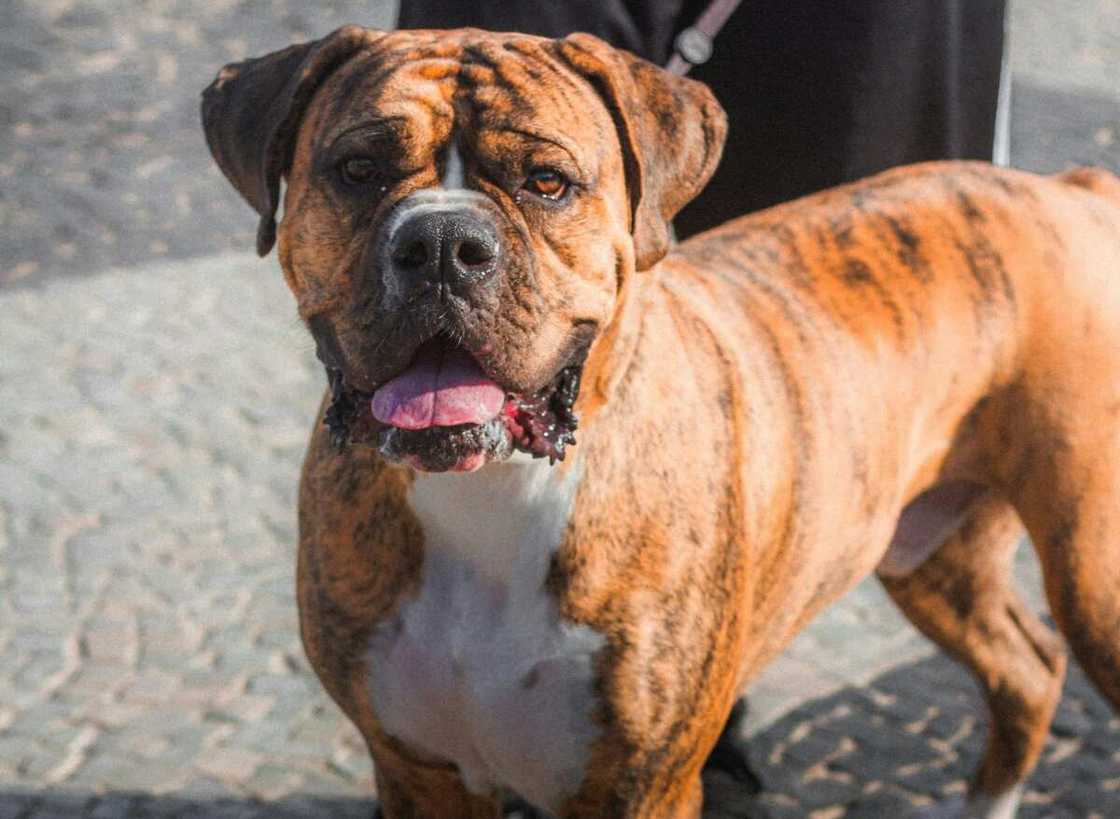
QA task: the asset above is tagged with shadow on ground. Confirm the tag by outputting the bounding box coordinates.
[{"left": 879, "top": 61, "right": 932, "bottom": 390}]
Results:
[
  {"left": 4, "top": 653, "right": 1116, "bottom": 818},
  {"left": 0, "top": 790, "right": 373, "bottom": 819},
  {"left": 719, "top": 651, "right": 1120, "bottom": 818}
]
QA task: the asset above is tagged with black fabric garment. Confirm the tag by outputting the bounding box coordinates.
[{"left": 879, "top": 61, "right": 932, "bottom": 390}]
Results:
[
  {"left": 398, "top": 0, "right": 690, "bottom": 65},
  {"left": 396, "top": 0, "right": 1007, "bottom": 234},
  {"left": 673, "top": 0, "right": 1007, "bottom": 235}
]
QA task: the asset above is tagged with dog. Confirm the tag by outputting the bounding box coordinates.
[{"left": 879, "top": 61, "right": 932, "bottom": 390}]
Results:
[{"left": 202, "top": 25, "right": 1120, "bottom": 818}]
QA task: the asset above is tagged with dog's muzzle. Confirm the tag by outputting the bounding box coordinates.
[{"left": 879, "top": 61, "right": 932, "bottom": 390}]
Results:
[
  {"left": 389, "top": 206, "right": 500, "bottom": 297},
  {"left": 317, "top": 189, "right": 584, "bottom": 470},
  {"left": 379, "top": 191, "right": 503, "bottom": 308}
]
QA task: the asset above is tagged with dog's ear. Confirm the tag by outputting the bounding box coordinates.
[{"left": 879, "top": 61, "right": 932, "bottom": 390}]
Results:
[
  {"left": 556, "top": 33, "right": 727, "bottom": 271},
  {"left": 201, "top": 26, "right": 381, "bottom": 256}
]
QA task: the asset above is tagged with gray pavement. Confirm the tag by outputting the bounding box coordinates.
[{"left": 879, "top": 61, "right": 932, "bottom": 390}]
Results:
[
  {"left": 0, "top": 0, "right": 396, "bottom": 286},
  {"left": 1, "top": 255, "right": 373, "bottom": 808},
  {"left": 1, "top": 1, "right": 1119, "bottom": 816}
]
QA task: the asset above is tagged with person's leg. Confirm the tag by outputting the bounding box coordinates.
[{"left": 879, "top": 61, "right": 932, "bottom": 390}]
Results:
[
  {"left": 675, "top": 0, "right": 1009, "bottom": 235},
  {"left": 396, "top": 0, "right": 685, "bottom": 65}
]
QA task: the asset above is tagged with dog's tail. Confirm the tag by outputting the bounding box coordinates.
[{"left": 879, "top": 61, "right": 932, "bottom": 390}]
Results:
[{"left": 1057, "top": 166, "right": 1120, "bottom": 208}]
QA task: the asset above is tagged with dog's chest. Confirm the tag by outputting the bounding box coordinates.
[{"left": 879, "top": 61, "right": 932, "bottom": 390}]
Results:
[{"left": 366, "top": 458, "right": 603, "bottom": 812}]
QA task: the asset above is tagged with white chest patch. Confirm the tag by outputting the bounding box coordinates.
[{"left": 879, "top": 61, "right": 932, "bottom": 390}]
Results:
[{"left": 366, "top": 455, "right": 604, "bottom": 813}]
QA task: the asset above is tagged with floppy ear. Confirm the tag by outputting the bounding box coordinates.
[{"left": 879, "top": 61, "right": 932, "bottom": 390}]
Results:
[
  {"left": 200, "top": 25, "right": 381, "bottom": 256},
  {"left": 556, "top": 33, "right": 727, "bottom": 271}
]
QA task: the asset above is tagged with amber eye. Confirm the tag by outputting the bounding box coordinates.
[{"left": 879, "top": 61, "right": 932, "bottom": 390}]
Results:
[
  {"left": 340, "top": 157, "right": 379, "bottom": 185},
  {"left": 524, "top": 168, "right": 569, "bottom": 200}
]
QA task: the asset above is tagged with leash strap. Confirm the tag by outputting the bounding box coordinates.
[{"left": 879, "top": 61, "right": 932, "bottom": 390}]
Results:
[{"left": 666, "top": 0, "right": 745, "bottom": 75}]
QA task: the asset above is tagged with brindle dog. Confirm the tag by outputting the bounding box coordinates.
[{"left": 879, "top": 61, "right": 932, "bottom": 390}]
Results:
[{"left": 202, "top": 26, "right": 1120, "bottom": 819}]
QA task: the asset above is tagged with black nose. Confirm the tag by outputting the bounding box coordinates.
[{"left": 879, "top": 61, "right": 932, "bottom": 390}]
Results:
[{"left": 389, "top": 208, "right": 500, "bottom": 292}]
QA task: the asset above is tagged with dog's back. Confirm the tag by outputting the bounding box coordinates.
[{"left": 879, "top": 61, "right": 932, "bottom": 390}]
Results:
[{"left": 1058, "top": 165, "right": 1120, "bottom": 206}]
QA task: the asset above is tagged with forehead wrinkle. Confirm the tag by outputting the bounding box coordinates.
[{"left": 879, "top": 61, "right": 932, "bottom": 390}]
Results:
[
  {"left": 457, "top": 73, "right": 538, "bottom": 135},
  {"left": 525, "top": 44, "right": 610, "bottom": 109},
  {"left": 454, "top": 38, "right": 597, "bottom": 131},
  {"left": 315, "top": 57, "right": 455, "bottom": 150},
  {"left": 455, "top": 72, "right": 591, "bottom": 166},
  {"left": 488, "top": 57, "right": 542, "bottom": 116},
  {"left": 486, "top": 45, "right": 614, "bottom": 166},
  {"left": 327, "top": 65, "right": 461, "bottom": 160},
  {"left": 540, "top": 59, "right": 616, "bottom": 156},
  {"left": 319, "top": 58, "right": 398, "bottom": 131},
  {"left": 498, "top": 126, "right": 583, "bottom": 168},
  {"left": 543, "top": 68, "right": 596, "bottom": 126},
  {"left": 384, "top": 59, "right": 458, "bottom": 117},
  {"left": 315, "top": 33, "right": 614, "bottom": 176}
]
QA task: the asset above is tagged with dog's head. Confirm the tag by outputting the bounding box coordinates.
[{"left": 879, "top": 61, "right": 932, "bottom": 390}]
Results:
[{"left": 202, "top": 26, "right": 725, "bottom": 472}]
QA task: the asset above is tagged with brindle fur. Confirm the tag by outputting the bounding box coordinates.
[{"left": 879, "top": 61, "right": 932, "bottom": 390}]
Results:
[{"left": 203, "top": 26, "right": 1120, "bottom": 818}]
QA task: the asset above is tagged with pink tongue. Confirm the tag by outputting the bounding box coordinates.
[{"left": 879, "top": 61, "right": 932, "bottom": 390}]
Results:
[{"left": 371, "top": 345, "right": 505, "bottom": 430}]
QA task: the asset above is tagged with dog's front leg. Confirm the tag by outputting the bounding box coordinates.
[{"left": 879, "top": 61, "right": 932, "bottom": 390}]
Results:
[
  {"left": 564, "top": 770, "right": 704, "bottom": 819},
  {"left": 371, "top": 746, "right": 502, "bottom": 819},
  {"left": 561, "top": 678, "right": 739, "bottom": 819}
]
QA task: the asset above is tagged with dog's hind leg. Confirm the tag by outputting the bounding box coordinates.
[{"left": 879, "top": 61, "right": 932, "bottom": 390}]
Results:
[
  {"left": 1015, "top": 460, "right": 1120, "bottom": 714},
  {"left": 1009, "top": 166, "right": 1120, "bottom": 713},
  {"left": 878, "top": 493, "right": 1067, "bottom": 818},
  {"left": 990, "top": 341, "right": 1120, "bottom": 715}
]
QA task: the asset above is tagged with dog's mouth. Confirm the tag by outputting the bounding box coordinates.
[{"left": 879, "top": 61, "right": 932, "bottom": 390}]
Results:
[{"left": 323, "top": 337, "right": 582, "bottom": 472}]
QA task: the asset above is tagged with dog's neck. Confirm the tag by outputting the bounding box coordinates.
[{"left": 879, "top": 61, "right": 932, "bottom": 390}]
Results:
[
  {"left": 408, "top": 453, "right": 582, "bottom": 590},
  {"left": 577, "top": 261, "right": 651, "bottom": 420}
]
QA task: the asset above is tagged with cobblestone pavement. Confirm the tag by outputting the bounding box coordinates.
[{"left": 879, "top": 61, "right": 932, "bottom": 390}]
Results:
[
  {"left": 1, "top": 256, "right": 375, "bottom": 810},
  {"left": 1, "top": 1, "right": 1119, "bottom": 817},
  {"left": 719, "top": 655, "right": 1120, "bottom": 818},
  {"left": 0, "top": 0, "right": 395, "bottom": 286}
]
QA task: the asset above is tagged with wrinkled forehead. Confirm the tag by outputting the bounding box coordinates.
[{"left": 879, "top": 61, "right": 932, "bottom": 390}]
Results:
[{"left": 309, "top": 30, "right": 616, "bottom": 167}]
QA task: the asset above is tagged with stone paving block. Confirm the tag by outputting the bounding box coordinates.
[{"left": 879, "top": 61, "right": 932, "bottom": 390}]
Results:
[
  {"left": 327, "top": 752, "right": 373, "bottom": 787},
  {"left": 210, "top": 695, "right": 275, "bottom": 726},
  {"left": 4, "top": 703, "right": 75, "bottom": 742},
  {"left": 174, "top": 776, "right": 241, "bottom": 802},
  {"left": 195, "top": 747, "right": 265, "bottom": 787},
  {"left": 841, "top": 788, "right": 922, "bottom": 818},
  {"left": 27, "top": 808, "right": 89, "bottom": 819},
  {"left": 788, "top": 777, "right": 853, "bottom": 810},
  {"left": 268, "top": 795, "right": 374, "bottom": 819},
  {"left": 781, "top": 729, "right": 847, "bottom": 768},
  {"left": 86, "top": 794, "right": 137, "bottom": 819},
  {"left": 244, "top": 675, "right": 312, "bottom": 701},
  {"left": 242, "top": 764, "right": 306, "bottom": 803},
  {"left": 0, "top": 794, "right": 40, "bottom": 819},
  {"left": 218, "top": 714, "right": 296, "bottom": 757},
  {"left": 891, "top": 762, "right": 961, "bottom": 797},
  {"left": 1051, "top": 702, "right": 1097, "bottom": 738}
]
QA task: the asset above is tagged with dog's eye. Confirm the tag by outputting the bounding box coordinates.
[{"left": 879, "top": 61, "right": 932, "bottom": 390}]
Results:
[
  {"left": 340, "top": 157, "right": 380, "bottom": 185},
  {"left": 524, "top": 168, "right": 569, "bottom": 200}
]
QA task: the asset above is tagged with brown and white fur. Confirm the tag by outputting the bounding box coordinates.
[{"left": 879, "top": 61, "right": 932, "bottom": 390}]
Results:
[{"left": 202, "top": 25, "right": 1120, "bottom": 818}]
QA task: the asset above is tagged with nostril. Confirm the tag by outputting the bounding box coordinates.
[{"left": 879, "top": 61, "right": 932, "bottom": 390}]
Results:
[
  {"left": 394, "top": 240, "right": 429, "bottom": 271},
  {"left": 455, "top": 238, "right": 494, "bottom": 268}
]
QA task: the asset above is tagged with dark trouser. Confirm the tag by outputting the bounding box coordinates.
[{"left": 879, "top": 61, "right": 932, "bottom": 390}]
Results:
[{"left": 398, "top": 0, "right": 1008, "bottom": 237}]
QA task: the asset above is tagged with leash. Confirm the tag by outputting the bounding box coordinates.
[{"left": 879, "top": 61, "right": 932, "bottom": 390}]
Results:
[{"left": 666, "top": 0, "right": 745, "bottom": 75}]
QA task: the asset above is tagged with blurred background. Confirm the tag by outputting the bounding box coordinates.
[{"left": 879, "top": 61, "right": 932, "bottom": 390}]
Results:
[{"left": 0, "top": 1, "right": 1117, "bottom": 816}]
